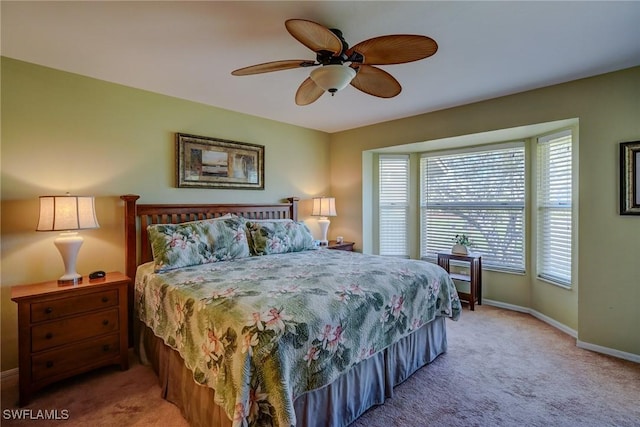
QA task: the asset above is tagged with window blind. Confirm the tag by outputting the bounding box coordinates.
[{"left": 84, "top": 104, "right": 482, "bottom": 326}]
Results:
[
  {"left": 379, "top": 155, "right": 409, "bottom": 257},
  {"left": 537, "top": 130, "right": 572, "bottom": 286},
  {"left": 420, "top": 145, "right": 525, "bottom": 271}
]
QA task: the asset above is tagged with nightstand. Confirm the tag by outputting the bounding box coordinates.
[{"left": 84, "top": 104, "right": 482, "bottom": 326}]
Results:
[
  {"left": 11, "top": 271, "right": 130, "bottom": 406},
  {"left": 327, "top": 240, "right": 355, "bottom": 251},
  {"left": 437, "top": 251, "right": 482, "bottom": 310}
]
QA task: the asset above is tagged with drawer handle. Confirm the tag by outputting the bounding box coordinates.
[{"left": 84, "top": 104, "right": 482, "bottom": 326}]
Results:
[
  {"left": 45, "top": 307, "right": 53, "bottom": 314},
  {"left": 45, "top": 332, "right": 53, "bottom": 340},
  {"left": 46, "top": 361, "right": 53, "bottom": 368},
  {"left": 102, "top": 297, "right": 109, "bottom": 303},
  {"left": 103, "top": 344, "right": 110, "bottom": 352},
  {"left": 102, "top": 319, "right": 109, "bottom": 326}
]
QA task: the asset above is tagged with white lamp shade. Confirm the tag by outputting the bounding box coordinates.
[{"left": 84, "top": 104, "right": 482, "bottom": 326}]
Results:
[
  {"left": 312, "top": 197, "right": 337, "bottom": 217},
  {"left": 37, "top": 195, "right": 100, "bottom": 231},
  {"left": 310, "top": 65, "right": 356, "bottom": 93}
]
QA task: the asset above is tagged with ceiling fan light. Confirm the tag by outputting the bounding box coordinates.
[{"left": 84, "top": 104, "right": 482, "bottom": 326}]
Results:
[{"left": 310, "top": 65, "right": 356, "bottom": 94}]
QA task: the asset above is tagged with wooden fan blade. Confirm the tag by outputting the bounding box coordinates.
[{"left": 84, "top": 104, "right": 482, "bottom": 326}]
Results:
[
  {"left": 231, "top": 60, "right": 315, "bottom": 76},
  {"left": 285, "top": 19, "right": 343, "bottom": 55},
  {"left": 348, "top": 35, "right": 437, "bottom": 65},
  {"left": 295, "top": 77, "right": 325, "bottom": 106},
  {"left": 350, "top": 65, "right": 401, "bottom": 98}
]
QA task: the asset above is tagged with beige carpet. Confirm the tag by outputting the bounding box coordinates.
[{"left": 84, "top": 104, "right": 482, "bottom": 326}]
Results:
[{"left": 2, "top": 306, "right": 639, "bottom": 426}]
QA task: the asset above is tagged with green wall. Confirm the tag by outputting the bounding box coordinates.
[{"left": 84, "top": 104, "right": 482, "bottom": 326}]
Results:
[
  {"left": 0, "top": 57, "right": 331, "bottom": 371},
  {"left": 329, "top": 66, "right": 640, "bottom": 359}
]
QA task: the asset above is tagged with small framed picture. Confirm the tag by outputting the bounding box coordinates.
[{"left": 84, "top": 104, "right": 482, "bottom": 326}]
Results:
[
  {"left": 176, "top": 133, "right": 264, "bottom": 190},
  {"left": 620, "top": 141, "right": 640, "bottom": 215}
]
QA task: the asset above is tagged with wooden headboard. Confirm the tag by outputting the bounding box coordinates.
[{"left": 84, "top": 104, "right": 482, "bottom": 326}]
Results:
[
  {"left": 120, "top": 194, "right": 299, "bottom": 279},
  {"left": 120, "top": 194, "right": 299, "bottom": 342}
]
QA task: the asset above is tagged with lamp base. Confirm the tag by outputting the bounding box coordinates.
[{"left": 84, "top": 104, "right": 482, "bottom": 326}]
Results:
[
  {"left": 54, "top": 232, "right": 84, "bottom": 286},
  {"left": 58, "top": 276, "right": 82, "bottom": 286},
  {"left": 318, "top": 217, "right": 330, "bottom": 247}
]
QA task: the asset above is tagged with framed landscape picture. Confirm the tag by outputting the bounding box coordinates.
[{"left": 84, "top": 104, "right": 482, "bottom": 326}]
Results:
[
  {"left": 620, "top": 140, "right": 640, "bottom": 215},
  {"left": 176, "top": 133, "right": 264, "bottom": 190}
]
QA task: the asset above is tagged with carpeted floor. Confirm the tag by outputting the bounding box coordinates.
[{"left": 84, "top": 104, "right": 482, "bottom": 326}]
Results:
[{"left": 2, "top": 305, "right": 639, "bottom": 426}]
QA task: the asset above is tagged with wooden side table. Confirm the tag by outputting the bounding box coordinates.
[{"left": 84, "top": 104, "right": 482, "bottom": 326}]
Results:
[
  {"left": 437, "top": 251, "right": 482, "bottom": 310},
  {"left": 327, "top": 240, "right": 355, "bottom": 251},
  {"left": 11, "top": 272, "right": 130, "bottom": 406}
]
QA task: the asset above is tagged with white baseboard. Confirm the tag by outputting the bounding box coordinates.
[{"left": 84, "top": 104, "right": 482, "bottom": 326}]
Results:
[
  {"left": 576, "top": 340, "right": 640, "bottom": 364},
  {"left": 482, "top": 299, "right": 530, "bottom": 314},
  {"left": 482, "top": 299, "right": 639, "bottom": 363},
  {"left": 529, "top": 309, "right": 578, "bottom": 338}
]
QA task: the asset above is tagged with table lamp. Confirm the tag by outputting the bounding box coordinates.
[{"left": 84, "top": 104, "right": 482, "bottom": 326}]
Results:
[
  {"left": 36, "top": 194, "right": 100, "bottom": 285},
  {"left": 312, "top": 196, "right": 337, "bottom": 246}
]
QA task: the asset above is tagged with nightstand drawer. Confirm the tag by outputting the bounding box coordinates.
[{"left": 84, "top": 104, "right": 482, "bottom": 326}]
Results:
[
  {"left": 31, "top": 308, "right": 119, "bottom": 352},
  {"left": 31, "top": 289, "right": 118, "bottom": 323},
  {"left": 31, "top": 333, "right": 120, "bottom": 382}
]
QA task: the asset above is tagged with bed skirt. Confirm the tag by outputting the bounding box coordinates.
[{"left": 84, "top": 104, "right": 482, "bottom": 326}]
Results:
[{"left": 137, "top": 317, "right": 448, "bottom": 427}]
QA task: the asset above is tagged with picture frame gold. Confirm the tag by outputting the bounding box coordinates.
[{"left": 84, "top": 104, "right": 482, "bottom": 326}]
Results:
[
  {"left": 176, "top": 133, "right": 264, "bottom": 190},
  {"left": 620, "top": 140, "right": 640, "bottom": 215}
]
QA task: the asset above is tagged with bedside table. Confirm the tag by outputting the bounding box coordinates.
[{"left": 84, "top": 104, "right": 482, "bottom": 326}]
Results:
[
  {"left": 437, "top": 252, "right": 482, "bottom": 310},
  {"left": 11, "top": 271, "right": 130, "bottom": 406},
  {"left": 327, "top": 240, "right": 355, "bottom": 251}
]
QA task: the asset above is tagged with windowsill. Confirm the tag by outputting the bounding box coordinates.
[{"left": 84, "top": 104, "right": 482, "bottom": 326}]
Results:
[
  {"left": 537, "top": 275, "right": 572, "bottom": 290},
  {"left": 421, "top": 256, "right": 525, "bottom": 275}
]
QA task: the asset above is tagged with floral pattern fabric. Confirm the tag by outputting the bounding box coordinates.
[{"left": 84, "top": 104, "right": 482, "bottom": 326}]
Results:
[
  {"left": 136, "top": 249, "right": 461, "bottom": 427},
  {"left": 147, "top": 216, "right": 250, "bottom": 272},
  {"left": 245, "top": 220, "right": 316, "bottom": 255}
]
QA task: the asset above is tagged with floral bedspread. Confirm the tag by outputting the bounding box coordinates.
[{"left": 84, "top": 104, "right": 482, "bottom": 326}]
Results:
[{"left": 136, "top": 249, "right": 461, "bottom": 427}]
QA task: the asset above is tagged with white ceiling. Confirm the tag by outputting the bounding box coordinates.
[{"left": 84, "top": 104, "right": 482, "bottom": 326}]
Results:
[{"left": 2, "top": 1, "right": 640, "bottom": 133}]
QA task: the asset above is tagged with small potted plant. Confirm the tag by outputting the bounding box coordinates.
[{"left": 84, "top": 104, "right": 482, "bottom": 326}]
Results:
[{"left": 452, "top": 234, "right": 472, "bottom": 255}]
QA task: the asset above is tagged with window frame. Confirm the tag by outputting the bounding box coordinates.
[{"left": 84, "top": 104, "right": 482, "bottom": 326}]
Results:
[
  {"left": 378, "top": 154, "right": 410, "bottom": 257},
  {"left": 419, "top": 142, "right": 526, "bottom": 273},
  {"left": 536, "top": 129, "right": 573, "bottom": 288}
]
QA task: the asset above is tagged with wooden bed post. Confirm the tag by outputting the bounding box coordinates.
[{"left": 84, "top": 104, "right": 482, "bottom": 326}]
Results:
[
  {"left": 120, "top": 194, "right": 139, "bottom": 346},
  {"left": 120, "top": 194, "right": 139, "bottom": 282},
  {"left": 287, "top": 197, "right": 299, "bottom": 221}
]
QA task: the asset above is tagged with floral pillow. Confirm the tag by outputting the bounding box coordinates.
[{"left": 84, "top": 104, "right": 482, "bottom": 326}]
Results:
[
  {"left": 245, "top": 220, "right": 316, "bottom": 256},
  {"left": 148, "top": 216, "right": 250, "bottom": 272}
]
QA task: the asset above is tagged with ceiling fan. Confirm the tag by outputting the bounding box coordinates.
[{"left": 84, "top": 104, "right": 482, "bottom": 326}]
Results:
[{"left": 231, "top": 19, "right": 438, "bottom": 106}]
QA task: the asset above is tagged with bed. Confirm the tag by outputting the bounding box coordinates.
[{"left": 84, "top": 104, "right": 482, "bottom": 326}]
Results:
[{"left": 121, "top": 194, "right": 461, "bottom": 427}]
